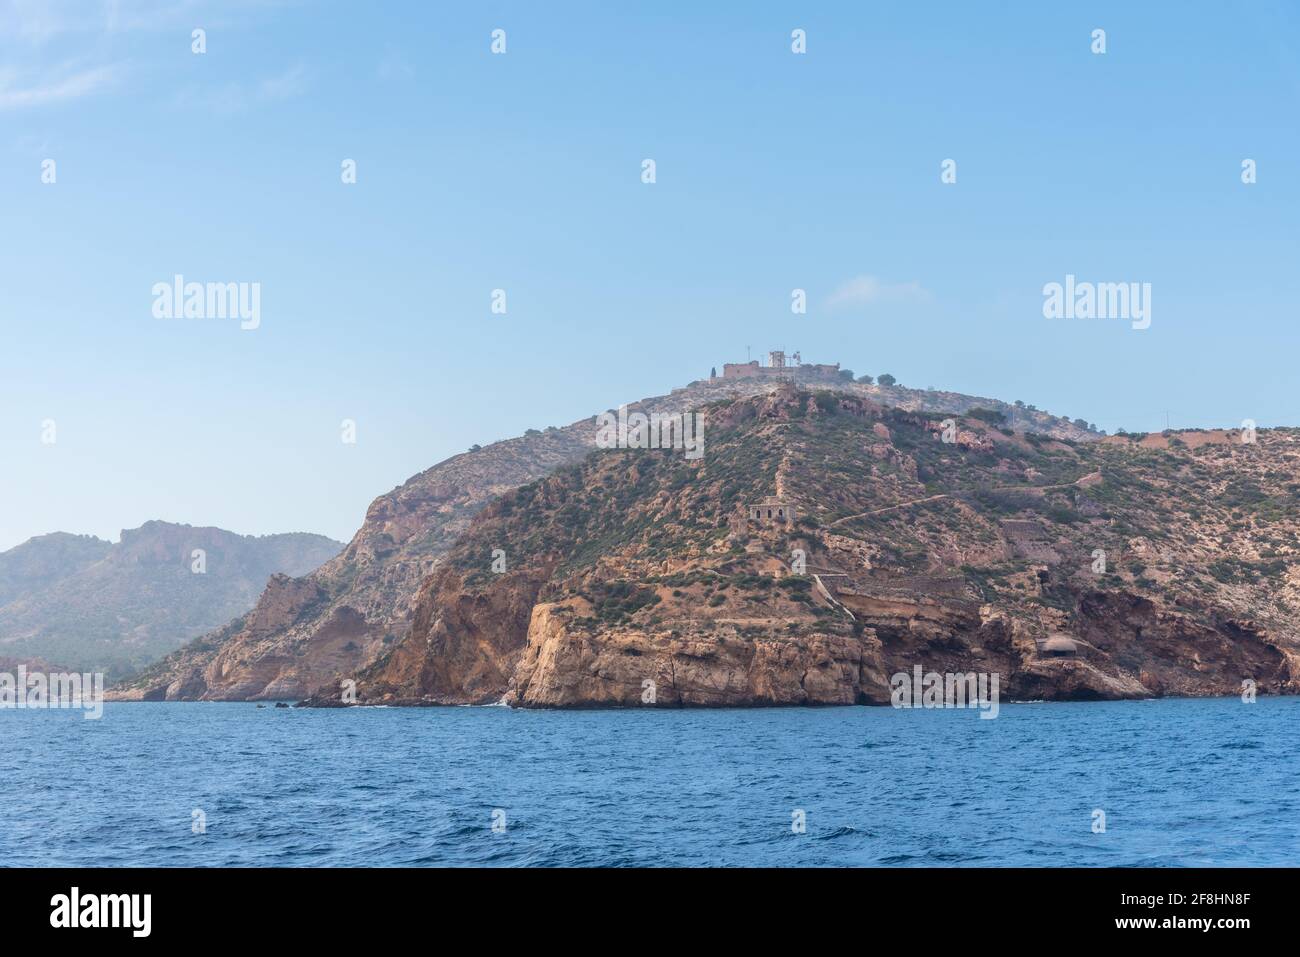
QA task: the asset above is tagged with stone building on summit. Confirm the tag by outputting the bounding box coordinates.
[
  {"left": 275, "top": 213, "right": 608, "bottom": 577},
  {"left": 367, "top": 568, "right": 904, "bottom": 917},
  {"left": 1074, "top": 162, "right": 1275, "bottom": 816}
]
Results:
[{"left": 718, "top": 350, "right": 842, "bottom": 380}]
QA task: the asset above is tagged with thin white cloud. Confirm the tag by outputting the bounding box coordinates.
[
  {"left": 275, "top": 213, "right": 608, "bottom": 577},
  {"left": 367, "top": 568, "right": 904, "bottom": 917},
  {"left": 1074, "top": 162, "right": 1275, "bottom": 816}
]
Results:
[
  {"left": 258, "top": 62, "right": 308, "bottom": 101},
  {"left": 0, "top": 1, "right": 301, "bottom": 114},
  {"left": 0, "top": 0, "right": 265, "bottom": 43},
  {"left": 0, "top": 0, "right": 100, "bottom": 43},
  {"left": 0, "top": 62, "right": 121, "bottom": 110},
  {"left": 173, "top": 62, "right": 309, "bottom": 114},
  {"left": 826, "top": 275, "right": 932, "bottom": 310}
]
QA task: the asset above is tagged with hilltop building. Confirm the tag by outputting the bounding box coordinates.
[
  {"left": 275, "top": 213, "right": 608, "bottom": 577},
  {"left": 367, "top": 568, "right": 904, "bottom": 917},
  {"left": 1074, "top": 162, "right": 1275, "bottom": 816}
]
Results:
[{"left": 720, "top": 351, "right": 842, "bottom": 380}]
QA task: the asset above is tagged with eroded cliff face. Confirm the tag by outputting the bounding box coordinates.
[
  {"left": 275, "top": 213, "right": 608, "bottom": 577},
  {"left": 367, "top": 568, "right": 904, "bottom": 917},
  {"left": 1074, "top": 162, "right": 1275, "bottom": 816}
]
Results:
[
  {"left": 313, "top": 388, "right": 1300, "bottom": 709},
  {"left": 111, "top": 433, "right": 591, "bottom": 700},
  {"left": 511, "top": 608, "right": 889, "bottom": 707},
  {"left": 115, "top": 372, "right": 1084, "bottom": 702}
]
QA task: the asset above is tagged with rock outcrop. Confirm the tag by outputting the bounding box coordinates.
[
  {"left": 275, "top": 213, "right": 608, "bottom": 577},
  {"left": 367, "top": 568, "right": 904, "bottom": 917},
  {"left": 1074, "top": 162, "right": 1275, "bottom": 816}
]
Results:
[
  {"left": 116, "top": 371, "right": 1087, "bottom": 701},
  {"left": 303, "top": 387, "right": 1299, "bottom": 709}
]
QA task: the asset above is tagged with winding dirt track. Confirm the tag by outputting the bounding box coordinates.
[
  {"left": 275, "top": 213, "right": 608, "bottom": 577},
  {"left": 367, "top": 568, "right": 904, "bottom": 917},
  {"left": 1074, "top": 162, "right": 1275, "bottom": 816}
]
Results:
[{"left": 826, "top": 473, "right": 1098, "bottom": 529}]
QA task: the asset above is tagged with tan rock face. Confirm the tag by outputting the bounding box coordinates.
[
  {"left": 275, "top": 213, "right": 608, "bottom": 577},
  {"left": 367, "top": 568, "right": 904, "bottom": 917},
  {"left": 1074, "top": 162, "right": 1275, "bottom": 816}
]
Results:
[
  {"left": 122, "top": 378, "right": 1300, "bottom": 709},
  {"left": 115, "top": 375, "right": 1067, "bottom": 702},
  {"left": 302, "top": 387, "right": 1300, "bottom": 711},
  {"left": 835, "top": 589, "right": 980, "bottom": 637},
  {"left": 111, "top": 430, "right": 592, "bottom": 700},
  {"left": 510, "top": 605, "right": 885, "bottom": 707},
  {"left": 364, "top": 561, "right": 554, "bottom": 705}
]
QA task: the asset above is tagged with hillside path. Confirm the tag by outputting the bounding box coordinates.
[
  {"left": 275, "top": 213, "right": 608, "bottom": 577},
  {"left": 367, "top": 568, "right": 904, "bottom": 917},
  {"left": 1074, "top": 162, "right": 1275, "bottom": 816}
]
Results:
[{"left": 826, "top": 473, "right": 1098, "bottom": 528}]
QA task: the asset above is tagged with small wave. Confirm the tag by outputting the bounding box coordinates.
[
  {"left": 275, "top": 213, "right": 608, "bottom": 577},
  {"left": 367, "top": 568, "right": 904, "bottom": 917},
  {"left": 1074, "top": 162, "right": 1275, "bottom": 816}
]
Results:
[{"left": 814, "top": 825, "right": 870, "bottom": 841}]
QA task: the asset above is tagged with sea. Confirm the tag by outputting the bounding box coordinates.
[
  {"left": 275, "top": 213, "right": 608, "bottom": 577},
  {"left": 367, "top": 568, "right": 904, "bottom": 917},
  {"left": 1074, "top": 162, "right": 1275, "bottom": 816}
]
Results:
[{"left": 2, "top": 697, "right": 1296, "bottom": 866}]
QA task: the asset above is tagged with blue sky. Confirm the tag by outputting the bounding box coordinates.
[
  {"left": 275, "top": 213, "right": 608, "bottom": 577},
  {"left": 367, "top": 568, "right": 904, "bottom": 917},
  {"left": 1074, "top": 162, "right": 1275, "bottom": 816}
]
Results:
[{"left": 1, "top": 0, "right": 1297, "bottom": 551}]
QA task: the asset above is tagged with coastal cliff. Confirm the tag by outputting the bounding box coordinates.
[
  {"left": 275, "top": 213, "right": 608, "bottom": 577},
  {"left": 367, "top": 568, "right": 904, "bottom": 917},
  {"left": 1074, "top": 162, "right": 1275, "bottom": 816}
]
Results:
[
  {"left": 113, "top": 371, "right": 1083, "bottom": 702},
  {"left": 304, "top": 388, "right": 1300, "bottom": 708}
]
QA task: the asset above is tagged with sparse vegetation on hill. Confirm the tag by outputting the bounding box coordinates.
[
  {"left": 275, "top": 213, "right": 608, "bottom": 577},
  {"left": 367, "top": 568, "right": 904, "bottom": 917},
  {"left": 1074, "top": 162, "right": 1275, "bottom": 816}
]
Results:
[
  {"left": 111, "top": 367, "right": 1208, "bottom": 703},
  {"left": 328, "top": 386, "right": 1299, "bottom": 708}
]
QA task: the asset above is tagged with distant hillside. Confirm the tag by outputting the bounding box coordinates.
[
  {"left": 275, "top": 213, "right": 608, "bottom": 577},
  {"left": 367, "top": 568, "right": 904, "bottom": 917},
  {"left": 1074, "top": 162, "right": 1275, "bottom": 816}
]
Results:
[
  {"left": 0, "top": 533, "right": 111, "bottom": 607},
  {"left": 315, "top": 386, "right": 1298, "bottom": 707},
  {"left": 0, "top": 522, "right": 343, "bottom": 680}
]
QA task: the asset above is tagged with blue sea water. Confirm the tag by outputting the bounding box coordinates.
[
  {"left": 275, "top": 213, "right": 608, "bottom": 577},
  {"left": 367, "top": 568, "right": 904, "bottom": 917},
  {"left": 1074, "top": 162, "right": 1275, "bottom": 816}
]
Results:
[{"left": 1, "top": 697, "right": 1296, "bottom": 867}]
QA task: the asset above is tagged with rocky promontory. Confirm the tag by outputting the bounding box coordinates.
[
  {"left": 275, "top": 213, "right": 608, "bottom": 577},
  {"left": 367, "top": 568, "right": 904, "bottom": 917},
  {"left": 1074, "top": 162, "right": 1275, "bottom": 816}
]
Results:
[{"left": 304, "top": 388, "right": 1299, "bottom": 708}]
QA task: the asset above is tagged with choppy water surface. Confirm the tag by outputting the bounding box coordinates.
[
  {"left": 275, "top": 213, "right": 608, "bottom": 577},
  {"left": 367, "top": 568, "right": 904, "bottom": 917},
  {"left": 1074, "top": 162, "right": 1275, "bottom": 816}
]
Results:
[{"left": 2, "top": 697, "right": 1296, "bottom": 866}]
